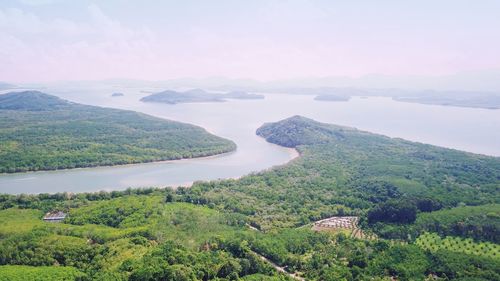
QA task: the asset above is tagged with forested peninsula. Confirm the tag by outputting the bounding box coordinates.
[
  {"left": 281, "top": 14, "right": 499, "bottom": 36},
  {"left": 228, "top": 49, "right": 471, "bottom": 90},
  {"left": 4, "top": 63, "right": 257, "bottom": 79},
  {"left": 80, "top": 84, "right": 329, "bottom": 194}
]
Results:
[{"left": 0, "top": 91, "right": 236, "bottom": 173}]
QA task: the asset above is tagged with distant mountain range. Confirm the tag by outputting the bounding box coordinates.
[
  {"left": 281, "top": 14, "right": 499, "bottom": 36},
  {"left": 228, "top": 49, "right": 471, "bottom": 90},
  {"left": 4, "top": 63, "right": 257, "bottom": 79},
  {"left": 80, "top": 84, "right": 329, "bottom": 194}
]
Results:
[
  {"left": 40, "top": 69, "right": 499, "bottom": 91},
  {"left": 0, "top": 91, "right": 74, "bottom": 111},
  {"left": 6, "top": 69, "right": 500, "bottom": 109}
]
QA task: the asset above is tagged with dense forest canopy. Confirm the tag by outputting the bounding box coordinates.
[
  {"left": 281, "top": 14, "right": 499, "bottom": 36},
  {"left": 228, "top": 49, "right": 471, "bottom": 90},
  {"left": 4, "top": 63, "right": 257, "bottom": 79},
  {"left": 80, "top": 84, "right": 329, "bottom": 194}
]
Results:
[
  {"left": 0, "top": 91, "right": 236, "bottom": 173},
  {"left": 193, "top": 116, "right": 499, "bottom": 232},
  {"left": 0, "top": 116, "right": 498, "bottom": 280}
]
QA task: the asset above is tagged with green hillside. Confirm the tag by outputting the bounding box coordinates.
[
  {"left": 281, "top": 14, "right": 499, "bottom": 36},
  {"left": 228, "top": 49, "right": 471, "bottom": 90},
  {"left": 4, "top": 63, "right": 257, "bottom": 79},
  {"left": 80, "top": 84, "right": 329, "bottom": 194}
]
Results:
[
  {"left": 0, "top": 265, "right": 86, "bottom": 281},
  {"left": 198, "top": 116, "right": 499, "bottom": 231},
  {"left": 0, "top": 91, "right": 236, "bottom": 173},
  {"left": 0, "top": 116, "right": 498, "bottom": 280}
]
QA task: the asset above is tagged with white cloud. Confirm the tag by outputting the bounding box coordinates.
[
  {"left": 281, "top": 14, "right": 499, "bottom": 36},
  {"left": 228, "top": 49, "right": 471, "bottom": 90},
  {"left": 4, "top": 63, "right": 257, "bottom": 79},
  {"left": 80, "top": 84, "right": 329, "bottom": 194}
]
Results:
[
  {"left": 1, "top": 1, "right": 499, "bottom": 82},
  {"left": 0, "top": 4, "right": 159, "bottom": 81},
  {"left": 18, "top": 0, "right": 61, "bottom": 6}
]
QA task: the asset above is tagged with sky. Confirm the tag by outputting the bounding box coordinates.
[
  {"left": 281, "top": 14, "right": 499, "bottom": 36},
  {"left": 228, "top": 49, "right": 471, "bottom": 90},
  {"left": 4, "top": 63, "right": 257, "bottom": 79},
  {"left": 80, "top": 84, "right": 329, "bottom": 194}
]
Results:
[{"left": 1, "top": 0, "right": 500, "bottom": 83}]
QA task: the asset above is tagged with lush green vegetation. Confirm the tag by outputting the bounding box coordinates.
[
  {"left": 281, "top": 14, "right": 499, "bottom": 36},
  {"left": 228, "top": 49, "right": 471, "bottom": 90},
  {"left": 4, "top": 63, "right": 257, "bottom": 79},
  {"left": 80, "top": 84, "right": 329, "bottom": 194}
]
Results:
[
  {"left": 416, "top": 232, "right": 499, "bottom": 259},
  {"left": 367, "top": 199, "right": 418, "bottom": 224},
  {"left": 412, "top": 204, "right": 500, "bottom": 243},
  {"left": 1, "top": 194, "right": 498, "bottom": 280},
  {"left": 178, "top": 116, "right": 499, "bottom": 232},
  {"left": 0, "top": 194, "right": 286, "bottom": 280},
  {"left": 0, "top": 265, "right": 86, "bottom": 281},
  {"left": 0, "top": 91, "right": 235, "bottom": 173},
  {"left": 0, "top": 115, "right": 498, "bottom": 280},
  {"left": 366, "top": 203, "right": 500, "bottom": 242}
]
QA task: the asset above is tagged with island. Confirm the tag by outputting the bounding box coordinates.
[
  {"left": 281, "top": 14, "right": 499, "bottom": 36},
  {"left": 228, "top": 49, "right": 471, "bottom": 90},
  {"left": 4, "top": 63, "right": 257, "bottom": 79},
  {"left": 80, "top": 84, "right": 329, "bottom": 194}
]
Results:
[
  {"left": 140, "top": 89, "right": 225, "bottom": 104},
  {"left": 394, "top": 95, "right": 500, "bottom": 109},
  {"left": 277, "top": 87, "right": 500, "bottom": 109},
  {"left": 0, "top": 115, "right": 498, "bottom": 280},
  {"left": 0, "top": 91, "right": 236, "bottom": 173},
  {"left": 314, "top": 94, "right": 351, "bottom": 102},
  {"left": 111, "top": 92, "right": 124, "bottom": 97},
  {"left": 140, "top": 89, "right": 264, "bottom": 104}
]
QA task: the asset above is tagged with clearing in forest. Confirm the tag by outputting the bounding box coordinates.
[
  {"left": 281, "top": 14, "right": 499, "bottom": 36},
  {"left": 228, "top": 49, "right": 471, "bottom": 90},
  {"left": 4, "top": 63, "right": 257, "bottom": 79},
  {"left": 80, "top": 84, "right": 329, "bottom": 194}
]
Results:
[{"left": 311, "top": 216, "right": 375, "bottom": 239}]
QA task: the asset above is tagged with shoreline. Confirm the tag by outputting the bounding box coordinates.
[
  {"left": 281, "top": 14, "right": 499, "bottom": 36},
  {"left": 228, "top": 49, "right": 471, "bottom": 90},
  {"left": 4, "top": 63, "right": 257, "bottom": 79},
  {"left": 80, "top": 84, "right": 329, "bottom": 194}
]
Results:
[
  {"left": 0, "top": 148, "right": 237, "bottom": 176},
  {"left": 173, "top": 144, "right": 300, "bottom": 189},
  {"left": 0, "top": 145, "right": 300, "bottom": 195}
]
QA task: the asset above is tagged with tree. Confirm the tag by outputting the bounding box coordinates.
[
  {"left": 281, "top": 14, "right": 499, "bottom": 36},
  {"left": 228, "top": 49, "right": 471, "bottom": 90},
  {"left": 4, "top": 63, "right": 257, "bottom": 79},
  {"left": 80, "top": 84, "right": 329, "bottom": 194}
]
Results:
[{"left": 368, "top": 200, "right": 417, "bottom": 224}]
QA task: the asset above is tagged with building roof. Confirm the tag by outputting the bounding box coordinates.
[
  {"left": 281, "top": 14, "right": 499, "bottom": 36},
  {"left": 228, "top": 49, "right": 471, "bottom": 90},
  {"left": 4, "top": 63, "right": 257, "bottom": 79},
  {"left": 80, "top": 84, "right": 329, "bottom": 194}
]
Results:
[{"left": 43, "top": 211, "right": 67, "bottom": 221}]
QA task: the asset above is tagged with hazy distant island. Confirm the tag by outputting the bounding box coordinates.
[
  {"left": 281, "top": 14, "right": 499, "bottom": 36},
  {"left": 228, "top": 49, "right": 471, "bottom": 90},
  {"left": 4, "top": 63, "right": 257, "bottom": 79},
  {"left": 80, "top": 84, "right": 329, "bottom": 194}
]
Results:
[
  {"left": 111, "top": 92, "right": 124, "bottom": 97},
  {"left": 141, "top": 89, "right": 225, "bottom": 104},
  {"left": 0, "top": 82, "right": 16, "bottom": 90},
  {"left": 277, "top": 87, "right": 500, "bottom": 109},
  {"left": 0, "top": 91, "right": 235, "bottom": 173},
  {"left": 394, "top": 94, "right": 500, "bottom": 109},
  {"left": 314, "top": 94, "right": 351, "bottom": 102},
  {"left": 140, "top": 89, "right": 264, "bottom": 104}
]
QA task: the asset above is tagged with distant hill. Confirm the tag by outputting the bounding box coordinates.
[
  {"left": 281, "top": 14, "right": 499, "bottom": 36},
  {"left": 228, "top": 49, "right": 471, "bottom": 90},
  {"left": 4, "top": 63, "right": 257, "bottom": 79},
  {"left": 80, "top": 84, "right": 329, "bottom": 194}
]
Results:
[
  {"left": 0, "top": 91, "right": 72, "bottom": 111},
  {"left": 111, "top": 92, "right": 124, "bottom": 97},
  {"left": 0, "top": 91, "right": 236, "bottom": 173},
  {"left": 234, "top": 115, "right": 499, "bottom": 234},
  {"left": 141, "top": 89, "right": 225, "bottom": 104},
  {"left": 141, "top": 89, "right": 264, "bottom": 104},
  {"left": 256, "top": 115, "right": 356, "bottom": 147}
]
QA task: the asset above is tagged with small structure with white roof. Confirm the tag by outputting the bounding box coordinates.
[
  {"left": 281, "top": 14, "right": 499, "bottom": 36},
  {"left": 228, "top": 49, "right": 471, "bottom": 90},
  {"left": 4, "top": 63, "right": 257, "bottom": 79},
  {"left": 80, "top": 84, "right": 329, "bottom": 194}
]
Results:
[{"left": 43, "top": 211, "right": 67, "bottom": 222}]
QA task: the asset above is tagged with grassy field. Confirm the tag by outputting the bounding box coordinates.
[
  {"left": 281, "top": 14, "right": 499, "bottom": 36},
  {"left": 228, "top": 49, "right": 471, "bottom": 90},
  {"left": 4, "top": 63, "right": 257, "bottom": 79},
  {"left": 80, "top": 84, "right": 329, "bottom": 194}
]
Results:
[
  {"left": 0, "top": 265, "right": 86, "bottom": 281},
  {"left": 416, "top": 232, "right": 500, "bottom": 259},
  {"left": 0, "top": 208, "right": 44, "bottom": 236}
]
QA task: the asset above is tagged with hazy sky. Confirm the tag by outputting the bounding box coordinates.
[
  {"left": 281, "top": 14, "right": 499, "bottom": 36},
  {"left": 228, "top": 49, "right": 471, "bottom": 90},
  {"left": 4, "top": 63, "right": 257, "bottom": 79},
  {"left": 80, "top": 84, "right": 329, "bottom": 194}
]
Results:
[{"left": 1, "top": 0, "right": 500, "bottom": 82}]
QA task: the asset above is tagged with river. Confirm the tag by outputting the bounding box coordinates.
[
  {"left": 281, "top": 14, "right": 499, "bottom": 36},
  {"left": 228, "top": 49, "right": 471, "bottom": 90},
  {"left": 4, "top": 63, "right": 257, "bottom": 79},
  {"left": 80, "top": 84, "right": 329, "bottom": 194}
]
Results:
[{"left": 1, "top": 86, "right": 499, "bottom": 194}]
